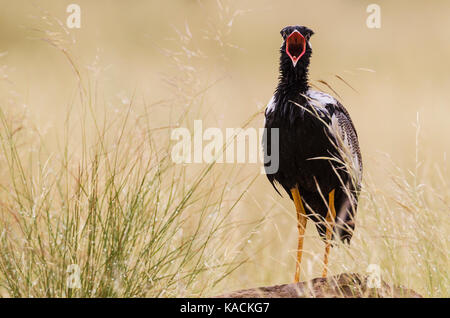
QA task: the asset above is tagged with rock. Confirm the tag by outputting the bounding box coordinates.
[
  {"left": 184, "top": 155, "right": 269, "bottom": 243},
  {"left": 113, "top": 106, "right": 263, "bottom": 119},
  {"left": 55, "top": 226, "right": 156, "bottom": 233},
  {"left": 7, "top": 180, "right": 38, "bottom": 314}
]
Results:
[{"left": 216, "top": 273, "right": 422, "bottom": 298}]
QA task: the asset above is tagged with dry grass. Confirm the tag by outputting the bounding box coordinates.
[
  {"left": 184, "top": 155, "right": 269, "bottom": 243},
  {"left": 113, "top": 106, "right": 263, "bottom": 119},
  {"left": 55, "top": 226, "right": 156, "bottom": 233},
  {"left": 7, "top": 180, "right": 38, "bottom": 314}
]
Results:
[{"left": 0, "top": 0, "right": 448, "bottom": 297}]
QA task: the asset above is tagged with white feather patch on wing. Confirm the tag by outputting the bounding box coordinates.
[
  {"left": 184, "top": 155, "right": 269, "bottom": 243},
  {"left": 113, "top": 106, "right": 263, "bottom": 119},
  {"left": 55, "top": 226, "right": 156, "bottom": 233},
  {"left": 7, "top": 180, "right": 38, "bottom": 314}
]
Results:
[
  {"left": 304, "top": 89, "right": 335, "bottom": 118},
  {"left": 306, "top": 90, "right": 337, "bottom": 106},
  {"left": 264, "top": 95, "right": 276, "bottom": 126},
  {"left": 265, "top": 95, "right": 276, "bottom": 114}
]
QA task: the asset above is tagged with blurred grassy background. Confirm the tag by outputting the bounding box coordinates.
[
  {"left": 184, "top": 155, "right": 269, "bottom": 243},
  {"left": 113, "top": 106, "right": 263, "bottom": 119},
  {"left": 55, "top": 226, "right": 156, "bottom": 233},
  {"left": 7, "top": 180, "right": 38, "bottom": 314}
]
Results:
[
  {"left": 2, "top": 0, "right": 450, "bottom": 166},
  {"left": 0, "top": 0, "right": 449, "bottom": 296}
]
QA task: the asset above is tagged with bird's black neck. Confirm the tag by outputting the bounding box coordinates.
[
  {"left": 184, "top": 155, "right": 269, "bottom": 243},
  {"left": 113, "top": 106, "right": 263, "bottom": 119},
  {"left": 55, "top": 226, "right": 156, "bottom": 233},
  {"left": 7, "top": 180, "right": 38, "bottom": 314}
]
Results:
[{"left": 275, "top": 55, "right": 310, "bottom": 103}]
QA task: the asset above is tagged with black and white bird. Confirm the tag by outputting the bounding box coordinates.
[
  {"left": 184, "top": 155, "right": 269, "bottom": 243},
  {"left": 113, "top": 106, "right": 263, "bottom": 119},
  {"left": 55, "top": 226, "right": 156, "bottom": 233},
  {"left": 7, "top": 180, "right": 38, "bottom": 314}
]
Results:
[{"left": 263, "top": 25, "right": 362, "bottom": 282}]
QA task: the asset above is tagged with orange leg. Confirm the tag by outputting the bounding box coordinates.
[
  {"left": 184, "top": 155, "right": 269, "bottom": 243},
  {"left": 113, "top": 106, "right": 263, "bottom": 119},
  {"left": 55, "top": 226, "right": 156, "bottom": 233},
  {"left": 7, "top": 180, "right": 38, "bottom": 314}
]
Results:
[
  {"left": 291, "top": 186, "right": 308, "bottom": 283},
  {"left": 322, "top": 189, "right": 337, "bottom": 277}
]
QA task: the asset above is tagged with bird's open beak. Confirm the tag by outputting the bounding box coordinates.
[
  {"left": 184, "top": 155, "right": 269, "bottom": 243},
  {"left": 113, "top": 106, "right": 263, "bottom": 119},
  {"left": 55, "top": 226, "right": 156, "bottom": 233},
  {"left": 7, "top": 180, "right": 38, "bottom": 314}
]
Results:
[{"left": 286, "top": 30, "right": 306, "bottom": 67}]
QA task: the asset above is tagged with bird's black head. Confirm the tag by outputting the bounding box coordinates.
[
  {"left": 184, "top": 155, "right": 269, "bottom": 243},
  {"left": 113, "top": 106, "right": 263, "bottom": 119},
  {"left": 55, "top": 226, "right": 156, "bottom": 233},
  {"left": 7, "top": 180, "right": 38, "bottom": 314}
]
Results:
[
  {"left": 280, "top": 25, "right": 314, "bottom": 68},
  {"left": 276, "top": 25, "right": 314, "bottom": 94}
]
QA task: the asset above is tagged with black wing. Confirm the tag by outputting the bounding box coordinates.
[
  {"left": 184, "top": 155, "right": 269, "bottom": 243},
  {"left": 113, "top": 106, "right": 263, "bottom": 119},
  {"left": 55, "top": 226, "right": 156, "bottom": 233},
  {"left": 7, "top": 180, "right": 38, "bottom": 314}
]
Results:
[
  {"left": 325, "top": 100, "right": 363, "bottom": 242},
  {"left": 263, "top": 98, "right": 283, "bottom": 197}
]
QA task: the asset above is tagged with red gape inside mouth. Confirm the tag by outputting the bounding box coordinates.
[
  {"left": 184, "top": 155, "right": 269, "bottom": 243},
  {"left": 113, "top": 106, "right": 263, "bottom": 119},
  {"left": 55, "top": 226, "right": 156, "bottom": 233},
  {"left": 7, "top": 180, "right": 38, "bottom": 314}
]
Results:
[{"left": 286, "top": 31, "right": 306, "bottom": 67}]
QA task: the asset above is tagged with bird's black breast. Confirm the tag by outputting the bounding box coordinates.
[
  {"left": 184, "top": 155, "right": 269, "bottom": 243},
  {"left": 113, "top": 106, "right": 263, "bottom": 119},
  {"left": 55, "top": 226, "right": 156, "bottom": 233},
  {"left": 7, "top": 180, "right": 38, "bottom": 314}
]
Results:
[{"left": 263, "top": 97, "right": 342, "bottom": 197}]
